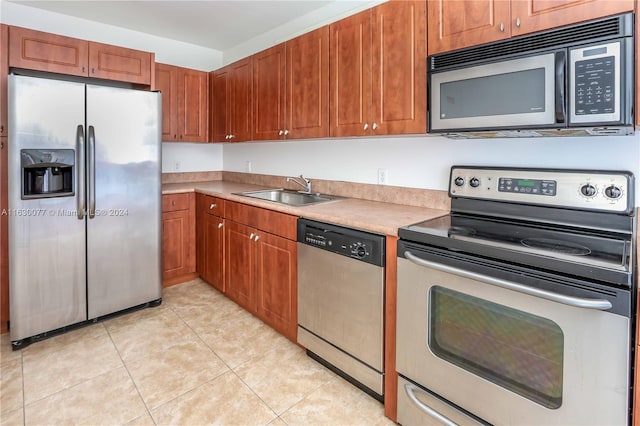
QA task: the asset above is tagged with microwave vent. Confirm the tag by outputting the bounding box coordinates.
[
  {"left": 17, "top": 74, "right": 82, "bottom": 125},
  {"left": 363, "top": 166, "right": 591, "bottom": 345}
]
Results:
[{"left": 430, "top": 13, "right": 632, "bottom": 71}]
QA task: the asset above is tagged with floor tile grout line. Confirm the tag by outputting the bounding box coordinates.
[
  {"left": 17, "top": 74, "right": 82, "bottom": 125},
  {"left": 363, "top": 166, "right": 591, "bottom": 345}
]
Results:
[{"left": 104, "top": 322, "right": 158, "bottom": 426}]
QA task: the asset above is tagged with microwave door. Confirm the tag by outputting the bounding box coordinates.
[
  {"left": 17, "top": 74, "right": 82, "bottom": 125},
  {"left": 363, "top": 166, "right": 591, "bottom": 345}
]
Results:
[{"left": 430, "top": 54, "right": 557, "bottom": 132}]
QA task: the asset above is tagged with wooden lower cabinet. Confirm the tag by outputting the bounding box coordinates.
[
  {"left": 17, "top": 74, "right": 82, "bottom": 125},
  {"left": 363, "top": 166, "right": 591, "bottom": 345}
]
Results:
[
  {"left": 162, "top": 193, "right": 196, "bottom": 285},
  {"left": 225, "top": 220, "right": 258, "bottom": 310},
  {"left": 196, "top": 194, "right": 225, "bottom": 291}
]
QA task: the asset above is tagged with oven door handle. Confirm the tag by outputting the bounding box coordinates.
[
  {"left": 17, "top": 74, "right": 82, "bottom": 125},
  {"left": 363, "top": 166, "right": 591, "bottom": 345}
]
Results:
[
  {"left": 404, "top": 252, "right": 613, "bottom": 311},
  {"left": 404, "top": 383, "right": 459, "bottom": 426}
]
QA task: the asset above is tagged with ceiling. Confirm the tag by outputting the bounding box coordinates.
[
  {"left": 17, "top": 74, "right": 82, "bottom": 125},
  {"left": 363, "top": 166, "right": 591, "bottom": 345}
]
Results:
[{"left": 6, "top": 0, "right": 374, "bottom": 51}]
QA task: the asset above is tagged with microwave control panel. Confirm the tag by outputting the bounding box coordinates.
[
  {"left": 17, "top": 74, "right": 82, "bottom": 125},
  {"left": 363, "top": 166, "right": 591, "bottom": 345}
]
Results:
[{"left": 570, "top": 40, "right": 622, "bottom": 124}]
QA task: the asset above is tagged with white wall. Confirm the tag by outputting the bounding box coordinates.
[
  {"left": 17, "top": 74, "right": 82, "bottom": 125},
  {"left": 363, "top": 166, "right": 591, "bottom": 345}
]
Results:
[
  {"left": 223, "top": 134, "right": 640, "bottom": 202},
  {"left": 0, "top": 1, "right": 223, "bottom": 71},
  {"left": 162, "top": 142, "right": 223, "bottom": 173}
]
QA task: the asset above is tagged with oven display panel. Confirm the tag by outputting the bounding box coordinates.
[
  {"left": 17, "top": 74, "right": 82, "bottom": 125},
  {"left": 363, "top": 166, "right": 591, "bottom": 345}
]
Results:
[{"left": 498, "top": 177, "right": 557, "bottom": 196}]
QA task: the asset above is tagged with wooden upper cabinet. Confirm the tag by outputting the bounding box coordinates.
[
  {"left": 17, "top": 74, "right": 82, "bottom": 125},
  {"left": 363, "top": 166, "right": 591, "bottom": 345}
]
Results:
[
  {"left": 286, "top": 26, "right": 329, "bottom": 139},
  {"left": 88, "top": 41, "right": 151, "bottom": 84},
  {"left": 331, "top": 1, "right": 426, "bottom": 137},
  {"left": 210, "top": 69, "right": 229, "bottom": 142},
  {"left": 156, "top": 63, "right": 178, "bottom": 140},
  {"left": 9, "top": 26, "right": 89, "bottom": 76},
  {"left": 372, "top": 0, "right": 427, "bottom": 135},
  {"left": 1, "top": 24, "right": 7, "bottom": 138},
  {"left": 229, "top": 57, "right": 253, "bottom": 142},
  {"left": 428, "top": 0, "right": 511, "bottom": 54},
  {"left": 156, "top": 63, "right": 208, "bottom": 142},
  {"left": 9, "top": 26, "right": 152, "bottom": 85},
  {"left": 253, "top": 43, "right": 286, "bottom": 141},
  {"left": 511, "top": 0, "right": 633, "bottom": 37},
  {"left": 429, "top": 0, "right": 633, "bottom": 54},
  {"left": 330, "top": 9, "right": 372, "bottom": 137}
]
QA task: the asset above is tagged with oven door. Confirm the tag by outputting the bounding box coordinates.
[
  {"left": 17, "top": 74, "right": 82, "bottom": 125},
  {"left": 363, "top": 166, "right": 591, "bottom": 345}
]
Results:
[
  {"left": 396, "top": 244, "right": 630, "bottom": 425},
  {"left": 429, "top": 52, "right": 561, "bottom": 132}
]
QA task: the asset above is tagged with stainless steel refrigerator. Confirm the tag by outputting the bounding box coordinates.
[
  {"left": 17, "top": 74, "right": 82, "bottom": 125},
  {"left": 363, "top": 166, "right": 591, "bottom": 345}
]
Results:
[{"left": 8, "top": 74, "right": 162, "bottom": 348}]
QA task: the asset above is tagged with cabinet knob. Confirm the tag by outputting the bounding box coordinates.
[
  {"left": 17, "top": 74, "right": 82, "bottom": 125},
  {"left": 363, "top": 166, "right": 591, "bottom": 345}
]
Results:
[
  {"left": 283, "top": 129, "right": 289, "bottom": 136},
  {"left": 174, "top": 134, "right": 177, "bottom": 139},
  {"left": 372, "top": 123, "right": 378, "bottom": 130},
  {"left": 363, "top": 123, "right": 369, "bottom": 131},
  {"left": 499, "top": 22, "right": 505, "bottom": 32},
  {"left": 91, "top": 68, "right": 95, "bottom": 74},
  {"left": 82, "top": 67, "right": 86, "bottom": 73},
  {"left": 229, "top": 134, "right": 235, "bottom": 139},
  {"left": 171, "top": 200, "right": 176, "bottom": 206},
  {"left": 515, "top": 17, "right": 521, "bottom": 27},
  {"left": 249, "top": 233, "right": 255, "bottom": 240},
  {"left": 0, "top": 141, "right": 3, "bottom": 149},
  {"left": 278, "top": 130, "right": 284, "bottom": 136},
  {"left": 254, "top": 235, "right": 260, "bottom": 242},
  {"left": 0, "top": 125, "right": 3, "bottom": 133},
  {"left": 210, "top": 203, "right": 216, "bottom": 209},
  {"left": 217, "top": 223, "right": 223, "bottom": 229}
]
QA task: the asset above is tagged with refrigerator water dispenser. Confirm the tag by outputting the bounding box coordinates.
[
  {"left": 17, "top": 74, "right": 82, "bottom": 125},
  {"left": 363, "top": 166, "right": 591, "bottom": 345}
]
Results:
[{"left": 21, "top": 149, "right": 74, "bottom": 199}]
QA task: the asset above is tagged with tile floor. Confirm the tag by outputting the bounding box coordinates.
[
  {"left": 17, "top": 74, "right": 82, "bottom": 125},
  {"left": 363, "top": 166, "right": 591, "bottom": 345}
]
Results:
[{"left": 0, "top": 279, "right": 394, "bottom": 426}]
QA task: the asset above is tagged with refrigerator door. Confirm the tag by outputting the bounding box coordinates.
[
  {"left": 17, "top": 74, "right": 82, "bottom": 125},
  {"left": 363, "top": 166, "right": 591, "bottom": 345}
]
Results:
[
  {"left": 8, "top": 75, "right": 87, "bottom": 342},
  {"left": 86, "top": 85, "right": 162, "bottom": 319}
]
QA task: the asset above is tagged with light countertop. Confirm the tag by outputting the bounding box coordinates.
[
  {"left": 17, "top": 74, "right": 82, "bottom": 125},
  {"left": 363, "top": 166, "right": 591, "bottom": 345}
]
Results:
[{"left": 162, "top": 181, "right": 448, "bottom": 236}]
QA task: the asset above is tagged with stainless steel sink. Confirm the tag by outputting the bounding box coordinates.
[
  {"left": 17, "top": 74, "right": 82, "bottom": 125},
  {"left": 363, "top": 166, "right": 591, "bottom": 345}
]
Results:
[{"left": 234, "top": 189, "right": 337, "bottom": 206}]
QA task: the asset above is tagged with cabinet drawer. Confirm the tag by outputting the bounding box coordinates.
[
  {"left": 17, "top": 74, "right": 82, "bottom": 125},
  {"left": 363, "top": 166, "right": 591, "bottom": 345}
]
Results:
[
  {"left": 226, "top": 200, "right": 297, "bottom": 240},
  {"left": 196, "top": 194, "right": 225, "bottom": 217},
  {"left": 162, "top": 193, "right": 191, "bottom": 212}
]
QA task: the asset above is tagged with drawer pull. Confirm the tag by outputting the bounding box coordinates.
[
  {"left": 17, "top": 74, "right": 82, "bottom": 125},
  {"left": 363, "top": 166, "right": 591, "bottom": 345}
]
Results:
[{"left": 404, "top": 383, "right": 458, "bottom": 426}]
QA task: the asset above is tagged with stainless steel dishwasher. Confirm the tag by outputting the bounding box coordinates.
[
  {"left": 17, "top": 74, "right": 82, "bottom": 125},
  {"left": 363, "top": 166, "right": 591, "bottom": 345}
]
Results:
[{"left": 297, "top": 218, "right": 385, "bottom": 400}]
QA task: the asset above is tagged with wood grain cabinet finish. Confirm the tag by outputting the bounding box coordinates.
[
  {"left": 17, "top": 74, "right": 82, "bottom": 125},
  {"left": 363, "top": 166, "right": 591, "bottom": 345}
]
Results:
[
  {"left": 223, "top": 200, "right": 298, "bottom": 341},
  {"left": 196, "top": 193, "right": 225, "bottom": 292},
  {"left": 252, "top": 26, "right": 329, "bottom": 141},
  {"left": 161, "top": 193, "right": 195, "bottom": 284},
  {"left": 428, "top": 0, "right": 633, "bottom": 55},
  {"left": 1, "top": 24, "right": 8, "bottom": 137},
  {"left": 330, "top": 1, "right": 426, "bottom": 137},
  {"left": 9, "top": 26, "right": 152, "bottom": 84},
  {"left": 211, "top": 57, "right": 253, "bottom": 142},
  {"left": 156, "top": 63, "right": 208, "bottom": 142}
]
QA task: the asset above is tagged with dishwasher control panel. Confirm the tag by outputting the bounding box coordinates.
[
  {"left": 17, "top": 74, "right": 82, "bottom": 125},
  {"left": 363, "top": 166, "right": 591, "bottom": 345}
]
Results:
[{"left": 297, "top": 218, "right": 385, "bottom": 267}]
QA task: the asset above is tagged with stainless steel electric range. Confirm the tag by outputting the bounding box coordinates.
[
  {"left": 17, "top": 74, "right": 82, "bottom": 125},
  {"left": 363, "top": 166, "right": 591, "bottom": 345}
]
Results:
[{"left": 396, "top": 166, "right": 636, "bottom": 425}]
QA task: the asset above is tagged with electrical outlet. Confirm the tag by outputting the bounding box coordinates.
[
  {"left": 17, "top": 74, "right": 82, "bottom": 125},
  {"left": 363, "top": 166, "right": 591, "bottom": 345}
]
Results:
[
  {"left": 377, "top": 168, "right": 389, "bottom": 185},
  {"left": 173, "top": 161, "right": 181, "bottom": 171},
  {"left": 245, "top": 161, "right": 252, "bottom": 172}
]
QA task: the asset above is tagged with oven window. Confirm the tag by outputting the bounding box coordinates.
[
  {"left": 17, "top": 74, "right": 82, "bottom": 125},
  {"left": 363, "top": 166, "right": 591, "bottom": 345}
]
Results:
[{"left": 428, "top": 286, "right": 564, "bottom": 409}]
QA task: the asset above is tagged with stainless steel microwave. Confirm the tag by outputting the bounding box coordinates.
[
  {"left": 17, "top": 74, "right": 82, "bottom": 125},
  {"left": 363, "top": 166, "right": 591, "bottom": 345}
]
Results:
[{"left": 428, "top": 13, "right": 634, "bottom": 138}]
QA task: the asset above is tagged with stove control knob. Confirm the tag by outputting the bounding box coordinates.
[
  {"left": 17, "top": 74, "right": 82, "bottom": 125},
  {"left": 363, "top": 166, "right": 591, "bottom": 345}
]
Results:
[
  {"left": 454, "top": 177, "right": 465, "bottom": 187},
  {"left": 604, "top": 185, "right": 622, "bottom": 200},
  {"left": 580, "top": 184, "right": 597, "bottom": 197},
  {"left": 469, "top": 177, "right": 480, "bottom": 188}
]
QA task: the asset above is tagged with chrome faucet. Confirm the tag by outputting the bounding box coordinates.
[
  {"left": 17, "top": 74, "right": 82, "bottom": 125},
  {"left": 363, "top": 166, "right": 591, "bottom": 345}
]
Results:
[{"left": 286, "top": 174, "right": 312, "bottom": 194}]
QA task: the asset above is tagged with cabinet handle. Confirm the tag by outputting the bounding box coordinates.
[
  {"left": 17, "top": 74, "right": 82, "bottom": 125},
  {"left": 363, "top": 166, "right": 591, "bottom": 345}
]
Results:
[
  {"left": 499, "top": 22, "right": 505, "bottom": 32},
  {"left": 372, "top": 123, "right": 378, "bottom": 130},
  {"left": 249, "top": 233, "right": 255, "bottom": 240},
  {"left": 218, "top": 223, "right": 223, "bottom": 229},
  {"left": 172, "top": 200, "right": 176, "bottom": 206},
  {"left": 210, "top": 203, "right": 216, "bottom": 209},
  {"left": 515, "top": 17, "right": 521, "bottom": 27},
  {"left": 91, "top": 68, "right": 95, "bottom": 74},
  {"left": 82, "top": 66, "right": 86, "bottom": 73},
  {"left": 278, "top": 130, "right": 284, "bottom": 136},
  {"left": 363, "top": 123, "right": 369, "bottom": 131},
  {"left": 229, "top": 134, "right": 234, "bottom": 139},
  {"left": 1, "top": 125, "right": 4, "bottom": 133},
  {"left": 283, "top": 129, "right": 289, "bottom": 136},
  {"left": 254, "top": 235, "right": 260, "bottom": 242},
  {"left": 0, "top": 141, "right": 3, "bottom": 149}
]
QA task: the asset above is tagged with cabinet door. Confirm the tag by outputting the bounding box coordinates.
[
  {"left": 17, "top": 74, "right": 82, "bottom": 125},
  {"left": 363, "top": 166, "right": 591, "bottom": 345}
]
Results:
[
  {"left": 511, "top": 0, "right": 633, "bottom": 37},
  {"left": 204, "top": 215, "right": 225, "bottom": 292},
  {"left": 372, "top": 0, "right": 427, "bottom": 135},
  {"left": 178, "top": 68, "right": 208, "bottom": 142},
  {"left": 230, "top": 58, "right": 253, "bottom": 142},
  {"left": 225, "top": 220, "right": 256, "bottom": 311},
  {"left": 162, "top": 209, "right": 192, "bottom": 281},
  {"left": 253, "top": 44, "right": 286, "bottom": 141},
  {"left": 0, "top": 136, "right": 7, "bottom": 333},
  {"left": 211, "top": 68, "right": 230, "bottom": 142},
  {"left": 156, "top": 63, "right": 178, "bottom": 141},
  {"left": 88, "top": 41, "right": 151, "bottom": 85},
  {"left": 255, "top": 232, "right": 297, "bottom": 341},
  {"left": 9, "top": 26, "right": 89, "bottom": 77},
  {"left": 286, "top": 26, "right": 329, "bottom": 139},
  {"left": 1, "top": 24, "right": 7, "bottom": 137},
  {"left": 427, "top": 0, "right": 511, "bottom": 55},
  {"left": 330, "top": 9, "right": 372, "bottom": 137}
]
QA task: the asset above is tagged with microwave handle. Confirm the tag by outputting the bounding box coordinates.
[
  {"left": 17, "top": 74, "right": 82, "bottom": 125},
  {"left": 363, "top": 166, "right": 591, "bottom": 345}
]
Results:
[{"left": 555, "top": 51, "right": 566, "bottom": 123}]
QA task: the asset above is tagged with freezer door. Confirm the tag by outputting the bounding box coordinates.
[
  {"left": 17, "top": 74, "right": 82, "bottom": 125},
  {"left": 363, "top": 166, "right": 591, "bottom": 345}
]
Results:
[
  {"left": 8, "top": 75, "right": 87, "bottom": 342},
  {"left": 86, "top": 85, "right": 162, "bottom": 319}
]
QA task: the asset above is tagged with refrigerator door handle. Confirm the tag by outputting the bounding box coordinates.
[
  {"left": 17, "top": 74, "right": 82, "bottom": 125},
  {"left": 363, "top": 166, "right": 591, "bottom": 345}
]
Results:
[
  {"left": 88, "top": 125, "right": 96, "bottom": 219},
  {"left": 76, "top": 125, "right": 86, "bottom": 220}
]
